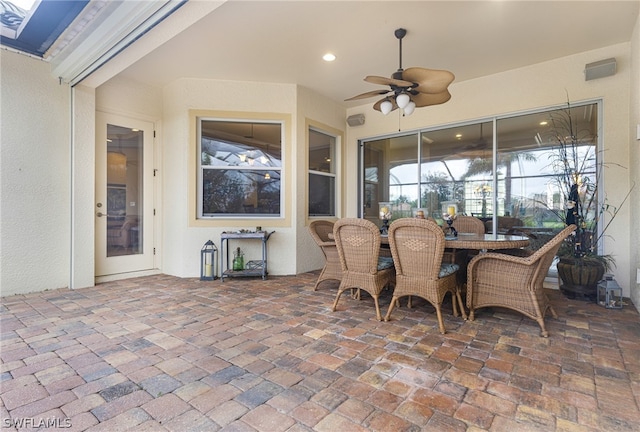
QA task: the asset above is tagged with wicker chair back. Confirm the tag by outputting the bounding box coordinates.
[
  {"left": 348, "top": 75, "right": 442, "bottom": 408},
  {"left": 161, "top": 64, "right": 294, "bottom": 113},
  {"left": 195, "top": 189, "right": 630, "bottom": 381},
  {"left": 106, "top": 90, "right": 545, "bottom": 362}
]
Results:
[{"left": 308, "top": 220, "right": 341, "bottom": 290}]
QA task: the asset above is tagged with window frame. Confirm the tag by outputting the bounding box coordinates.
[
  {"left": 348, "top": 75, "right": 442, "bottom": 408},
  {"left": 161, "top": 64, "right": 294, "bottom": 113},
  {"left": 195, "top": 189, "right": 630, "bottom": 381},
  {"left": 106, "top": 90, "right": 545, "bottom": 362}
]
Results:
[
  {"left": 195, "top": 115, "right": 287, "bottom": 221},
  {"left": 358, "top": 100, "right": 602, "bottom": 239},
  {"left": 305, "top": 120, "right": 343, "bottom": 221},
  {"left": 308, "top": 126, "right": 338, "bottom": 218}
]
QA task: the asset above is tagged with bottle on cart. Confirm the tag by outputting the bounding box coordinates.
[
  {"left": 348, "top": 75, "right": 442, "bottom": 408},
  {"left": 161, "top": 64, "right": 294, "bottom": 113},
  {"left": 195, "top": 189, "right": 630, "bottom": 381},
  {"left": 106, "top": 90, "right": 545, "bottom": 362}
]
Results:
[{"left": 232, "top": 247, "right": 244, "bottom": 271}]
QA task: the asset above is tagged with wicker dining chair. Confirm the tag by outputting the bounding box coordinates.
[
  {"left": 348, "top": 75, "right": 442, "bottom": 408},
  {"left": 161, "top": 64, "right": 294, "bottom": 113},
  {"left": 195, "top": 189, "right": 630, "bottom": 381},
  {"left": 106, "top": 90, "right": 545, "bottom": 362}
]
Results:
[
  {"left": 332, "top": 218, "right": 395, "bottom": 321},
  {"left": 308, "top": 220, "right": 342, "bottom": 290},
  {"left": 445, "top": 215, "right": 487, "bottom": 290},
  {"left": 485, "top": 216, "right": 523, "bottom": 234},
  {"left": 452, "top": 215, "right": 486, "bottom": 235},
  {"left": 384, "top": 218, "right": 465, "bottom": 334},
  {"left": 466, "top": 224, "right": 576, "bottom": 337}
]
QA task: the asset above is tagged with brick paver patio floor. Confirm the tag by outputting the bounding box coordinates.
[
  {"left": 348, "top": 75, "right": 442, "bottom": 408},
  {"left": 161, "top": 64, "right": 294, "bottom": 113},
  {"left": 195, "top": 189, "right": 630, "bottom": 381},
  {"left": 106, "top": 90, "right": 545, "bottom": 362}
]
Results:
[{"left": 1, "top": 273, "right": 639, "bottom": 431}]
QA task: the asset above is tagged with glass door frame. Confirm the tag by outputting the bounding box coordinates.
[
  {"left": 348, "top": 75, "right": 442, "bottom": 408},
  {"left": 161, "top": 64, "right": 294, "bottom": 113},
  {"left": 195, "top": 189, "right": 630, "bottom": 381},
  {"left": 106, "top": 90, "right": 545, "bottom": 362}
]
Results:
[{"left": 95, "top": 112, "right": 156, "bottom": 278}]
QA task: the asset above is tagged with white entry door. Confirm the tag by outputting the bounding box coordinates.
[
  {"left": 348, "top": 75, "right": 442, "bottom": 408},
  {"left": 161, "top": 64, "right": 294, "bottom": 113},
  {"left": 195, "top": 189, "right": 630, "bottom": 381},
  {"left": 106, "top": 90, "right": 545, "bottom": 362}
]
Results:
[{"left": 95, "top": 112, "right": 155, "bottom": 277}]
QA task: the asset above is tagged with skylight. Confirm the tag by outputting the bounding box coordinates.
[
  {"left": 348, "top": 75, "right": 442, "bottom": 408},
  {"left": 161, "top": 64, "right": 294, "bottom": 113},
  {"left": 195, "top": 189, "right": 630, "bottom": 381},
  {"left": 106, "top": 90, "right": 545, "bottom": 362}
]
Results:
[
  {"left": 11, "top": 0, "right": 35, "bottom": 11},
  {"left": 0, "top": 0, "right": 89, "bottom": 57}
]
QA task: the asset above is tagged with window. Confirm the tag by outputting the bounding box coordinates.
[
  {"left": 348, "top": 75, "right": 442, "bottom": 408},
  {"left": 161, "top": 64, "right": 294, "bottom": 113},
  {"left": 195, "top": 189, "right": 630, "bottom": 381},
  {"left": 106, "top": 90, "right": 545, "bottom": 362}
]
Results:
[
  {"left": 360, "top": 102, "right": 598, "bottom": 232},
  {"left": 198, "top": 119, "right": 282, "bottom": 217},
  {"left": 308, "top": 128, "right": 336, "bottom": 217}
]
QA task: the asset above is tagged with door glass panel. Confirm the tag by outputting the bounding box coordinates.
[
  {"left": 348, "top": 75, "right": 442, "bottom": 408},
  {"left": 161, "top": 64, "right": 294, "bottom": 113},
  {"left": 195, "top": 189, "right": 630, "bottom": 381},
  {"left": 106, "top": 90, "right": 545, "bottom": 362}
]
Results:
[
  {"left": 361, "top": 103, "right": 598, "bottom": 241},
  {"left": 496, "top": 104, "right": 597, "bottom": 230},
  {"left": 362, "top": 133, "right": 419, "bottom": 229},
  {"left": 106, "top": 124, "right": 143, "bottom": 257}
]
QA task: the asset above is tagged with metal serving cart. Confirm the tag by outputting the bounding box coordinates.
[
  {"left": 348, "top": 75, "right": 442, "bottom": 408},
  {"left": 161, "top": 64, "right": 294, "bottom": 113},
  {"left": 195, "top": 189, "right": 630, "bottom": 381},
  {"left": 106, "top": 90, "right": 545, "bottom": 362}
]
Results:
[{"left": 220, "top": 231, "right": 274, "bottom": 281}]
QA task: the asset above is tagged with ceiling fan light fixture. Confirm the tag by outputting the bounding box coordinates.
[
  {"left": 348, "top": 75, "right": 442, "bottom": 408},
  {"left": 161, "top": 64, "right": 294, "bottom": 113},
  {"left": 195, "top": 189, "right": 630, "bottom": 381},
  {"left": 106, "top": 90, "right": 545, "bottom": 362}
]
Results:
[
  {"left": 396, "top": 93, "right": 410, "bottom": 109},
  {"left": 380, "top": 100, "right": 393, "bottom": 115},
  {"left": 403, "top": 101, "right": 416, "bottom": 116},
  {"left": 345, "top": 28, "right": 454, "bottom": 115}
]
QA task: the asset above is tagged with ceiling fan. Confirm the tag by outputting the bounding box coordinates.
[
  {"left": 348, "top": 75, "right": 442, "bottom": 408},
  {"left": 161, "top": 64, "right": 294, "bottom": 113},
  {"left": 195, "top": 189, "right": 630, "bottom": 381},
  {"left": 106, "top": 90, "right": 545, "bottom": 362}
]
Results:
[{"left": 345, "top": 28, "right": 455, "bottom": 116}]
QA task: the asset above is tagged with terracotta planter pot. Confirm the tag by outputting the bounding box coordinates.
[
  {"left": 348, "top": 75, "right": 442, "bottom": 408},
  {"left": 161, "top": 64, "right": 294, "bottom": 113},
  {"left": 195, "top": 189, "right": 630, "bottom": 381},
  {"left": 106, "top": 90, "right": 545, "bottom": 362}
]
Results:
[{"left": 557, "top": 256, "right": 605, "bottom": 301}]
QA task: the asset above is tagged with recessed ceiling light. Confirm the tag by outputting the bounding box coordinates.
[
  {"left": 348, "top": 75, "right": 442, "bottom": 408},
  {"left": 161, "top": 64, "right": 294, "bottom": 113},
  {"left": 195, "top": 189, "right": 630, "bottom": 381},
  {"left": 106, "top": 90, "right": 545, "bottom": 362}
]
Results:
[
  {"left": 322, "top": 53, "right": 336, "bottom": 62},
  {"left": 455, "top": 134, "right": 462, "bottom": 139},
  {"left": 539, "top": 121, "right": 548, "bottom": 126}
]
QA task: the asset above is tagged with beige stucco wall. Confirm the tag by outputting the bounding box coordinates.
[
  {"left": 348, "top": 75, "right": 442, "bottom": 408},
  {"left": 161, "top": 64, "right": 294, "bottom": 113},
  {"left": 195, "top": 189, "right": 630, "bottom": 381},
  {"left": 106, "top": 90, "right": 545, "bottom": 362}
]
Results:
[
  {"left": 295, "top": 86, "right": 347, "bottom": 275},
  {"left": 1, "top": 17, "right": 637, "bottom": 302},
  {"left": 0, "top": 50, "right": 71, "bottom": 296},
  {"left": 70, "top": 84, "right": 96, "bottom": 290},
  {"left": 346, "top": 42, "right": 636, "bottom": 297},
  {"left": 97, "top": 77, "right": 347, "bottom": 279},
  {"left": 161, "top": 78, "right": 299, "bottom": 278}
]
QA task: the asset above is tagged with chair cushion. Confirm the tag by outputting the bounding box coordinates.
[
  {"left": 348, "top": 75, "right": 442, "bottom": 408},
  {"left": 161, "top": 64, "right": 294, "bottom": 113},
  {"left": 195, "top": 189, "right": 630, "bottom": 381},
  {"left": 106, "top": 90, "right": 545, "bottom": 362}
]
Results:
[
  {"left": 439, "top": 263, "right": 459, "bottom": 278},
  {"left": 377, "top": 256, "right": 394, "bottom": 270}
]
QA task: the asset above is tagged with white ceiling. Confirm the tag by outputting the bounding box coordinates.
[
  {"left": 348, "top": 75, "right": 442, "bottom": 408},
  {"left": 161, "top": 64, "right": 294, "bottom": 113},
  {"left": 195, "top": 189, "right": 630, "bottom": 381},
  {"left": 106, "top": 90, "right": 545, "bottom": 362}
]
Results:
[{"left": 114, "top": 0, "right": 639, "bottom": 108}]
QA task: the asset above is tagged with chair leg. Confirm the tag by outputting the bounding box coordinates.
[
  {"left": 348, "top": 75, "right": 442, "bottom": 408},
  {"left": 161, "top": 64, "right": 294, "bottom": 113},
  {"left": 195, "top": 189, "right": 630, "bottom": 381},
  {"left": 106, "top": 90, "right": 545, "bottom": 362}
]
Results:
[
  {"left": 537, "top": 319, "right": 549, "bottom": 338},
  {"left": 455, "top": 290, "right": 467, "bottom": 320},
  {"left": 384, "top": 296, "right": 399, "bottom": 321},
  {"left": 434, "top": 304, "right": 446, "bottom": 334},
  {"left": 314, "top": 266, "right": 327, "bottom": 291},
  {"left": 331, "top": 289, "right": 345, "bottom": 312},
  {"left": 545, "top": 293, "right": 558, "bottom": 319},
  {"left": 372, "top": 295, "right": 382, "bottom": 321},
  {"left": 451, "top": 293, "right": 459, "bottom": 317},
  {"left": 407, "top": 295, "right": 413, "bottom": 309}
]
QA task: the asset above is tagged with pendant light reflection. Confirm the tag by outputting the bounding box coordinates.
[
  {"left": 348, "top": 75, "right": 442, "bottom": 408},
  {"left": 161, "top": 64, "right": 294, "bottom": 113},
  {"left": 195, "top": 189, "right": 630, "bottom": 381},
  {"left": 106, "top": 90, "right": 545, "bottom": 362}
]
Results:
[{"left": 107, "top": 138, "right": 127, "bottom": 185}]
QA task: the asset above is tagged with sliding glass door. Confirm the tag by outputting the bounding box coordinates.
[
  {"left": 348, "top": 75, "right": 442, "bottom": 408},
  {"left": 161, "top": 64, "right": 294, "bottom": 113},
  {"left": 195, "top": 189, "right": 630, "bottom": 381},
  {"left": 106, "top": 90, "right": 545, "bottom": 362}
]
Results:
[{"left": 359, "top": 102, "right": 599, "bottom": 235}]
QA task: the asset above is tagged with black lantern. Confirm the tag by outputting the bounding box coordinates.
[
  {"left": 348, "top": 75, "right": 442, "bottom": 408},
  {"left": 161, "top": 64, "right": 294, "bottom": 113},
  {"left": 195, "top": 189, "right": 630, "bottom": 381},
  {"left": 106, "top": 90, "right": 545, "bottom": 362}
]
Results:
[
  {"left": 200, "top": 240, "right": 218, "bottom": 281},
  {"left": 597, "top": 274, "right": 623, "bottom": 309}
]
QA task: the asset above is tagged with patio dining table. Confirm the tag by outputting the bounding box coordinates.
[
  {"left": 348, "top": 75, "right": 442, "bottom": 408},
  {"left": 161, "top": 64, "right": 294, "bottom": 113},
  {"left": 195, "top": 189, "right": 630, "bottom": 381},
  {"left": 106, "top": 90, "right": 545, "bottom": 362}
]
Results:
[
  {"left": 380, "top": 232, "right": 530, "bottom": 252},
  {"left": 328, "top": 231, "right": 530, "bottom": 252}
]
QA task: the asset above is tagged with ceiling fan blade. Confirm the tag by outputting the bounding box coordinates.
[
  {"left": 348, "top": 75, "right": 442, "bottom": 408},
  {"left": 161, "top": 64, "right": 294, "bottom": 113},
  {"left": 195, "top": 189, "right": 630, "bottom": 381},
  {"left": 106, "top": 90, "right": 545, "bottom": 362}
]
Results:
[
  {"left": 372, "top": 97, "right": 398, "bottom": 113},
  {"left": 364, "top": 75, "right": 413, "bottom": 88},
  {"left": 344, "top": 89, "right": 391, "bottom": 101},
  {"left": 411, "top": 90, "right": 452, "bottom": 107},
  {"left": 402, "top": 67, "right": 455, "bottom": 94}
]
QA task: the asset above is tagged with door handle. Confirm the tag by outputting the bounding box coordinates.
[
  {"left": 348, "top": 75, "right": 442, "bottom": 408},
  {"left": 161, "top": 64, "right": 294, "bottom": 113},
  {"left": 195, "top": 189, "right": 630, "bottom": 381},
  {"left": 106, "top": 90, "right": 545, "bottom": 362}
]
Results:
[{"left": 96, "top": 212, "right": 118, "bottom": 217}]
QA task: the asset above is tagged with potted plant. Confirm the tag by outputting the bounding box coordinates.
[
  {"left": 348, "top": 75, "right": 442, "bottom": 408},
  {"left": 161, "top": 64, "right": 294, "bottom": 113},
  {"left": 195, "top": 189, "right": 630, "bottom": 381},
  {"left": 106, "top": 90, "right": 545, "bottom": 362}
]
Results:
[{"left": 544, "top": 100, "right": 633, "bottom": 300}]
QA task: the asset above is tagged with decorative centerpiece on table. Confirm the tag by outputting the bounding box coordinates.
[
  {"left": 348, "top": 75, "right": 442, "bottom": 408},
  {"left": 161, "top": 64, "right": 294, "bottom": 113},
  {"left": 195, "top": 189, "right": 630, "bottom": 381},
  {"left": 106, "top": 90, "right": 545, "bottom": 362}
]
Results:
[
  {"left": 379, "top": 202, "right": 392, "bottom": 234},
  {"left": 442, "top": 206, "right": 458, "bottom": 238},
  {"left": 543, "top": 100, "right": 634, "bottom": 300}
]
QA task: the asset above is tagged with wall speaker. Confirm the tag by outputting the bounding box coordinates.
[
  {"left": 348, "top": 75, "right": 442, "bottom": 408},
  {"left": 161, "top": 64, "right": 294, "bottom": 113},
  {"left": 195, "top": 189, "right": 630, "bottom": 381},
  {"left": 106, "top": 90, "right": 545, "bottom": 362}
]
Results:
[
  {"left": 346, "top": 113, "right": 365, "bottom": 126},
  {"left": 584, "top": 58, "right": 616, "bottom": 81}
]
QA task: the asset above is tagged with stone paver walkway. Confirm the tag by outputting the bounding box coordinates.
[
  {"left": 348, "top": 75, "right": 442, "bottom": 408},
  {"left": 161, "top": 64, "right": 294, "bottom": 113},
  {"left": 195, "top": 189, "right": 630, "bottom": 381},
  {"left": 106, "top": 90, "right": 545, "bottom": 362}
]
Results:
[{"left": 1, "top": 273, "right": 639, "bottom": 431}]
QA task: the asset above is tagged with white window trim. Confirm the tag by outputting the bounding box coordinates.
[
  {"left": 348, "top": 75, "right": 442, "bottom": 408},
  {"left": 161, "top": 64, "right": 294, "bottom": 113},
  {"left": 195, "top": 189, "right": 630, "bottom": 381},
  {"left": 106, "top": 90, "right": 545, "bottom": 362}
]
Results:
[{"left": 197, "top": 117, "right": 284, "bottom": 219}]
